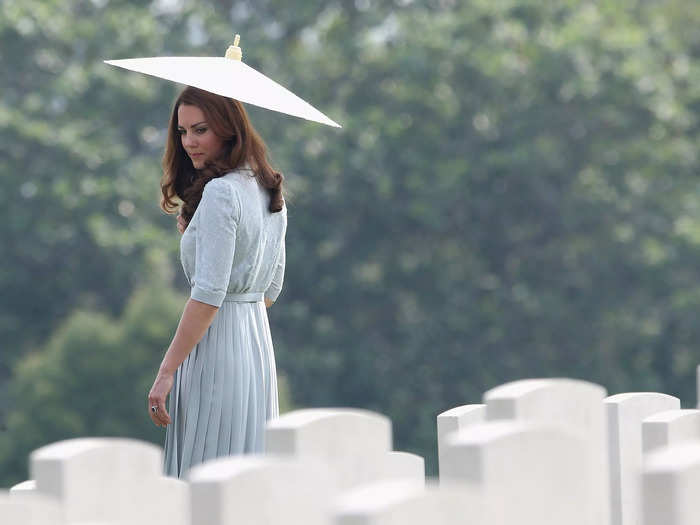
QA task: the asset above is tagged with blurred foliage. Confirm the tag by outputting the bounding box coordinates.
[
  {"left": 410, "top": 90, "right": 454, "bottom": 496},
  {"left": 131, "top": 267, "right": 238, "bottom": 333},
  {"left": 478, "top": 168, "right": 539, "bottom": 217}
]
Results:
[
  {"left": 0, "top": 260, "right": 184, "bottom": 486},
  {"left": 3, "top": 0, "right": 700, "bottom": 486}
]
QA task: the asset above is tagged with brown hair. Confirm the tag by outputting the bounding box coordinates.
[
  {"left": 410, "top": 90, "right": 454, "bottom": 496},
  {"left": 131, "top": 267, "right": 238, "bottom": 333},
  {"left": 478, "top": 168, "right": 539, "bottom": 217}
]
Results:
[{"left": 159, "top": 86, "right": 285, "bottom": 223}]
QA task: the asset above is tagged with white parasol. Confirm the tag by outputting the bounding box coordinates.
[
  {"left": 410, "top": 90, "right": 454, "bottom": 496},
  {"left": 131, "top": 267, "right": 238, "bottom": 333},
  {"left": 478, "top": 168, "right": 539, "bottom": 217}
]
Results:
[{"left": 104, "top": 35, "right": 341, "bottom": 128}]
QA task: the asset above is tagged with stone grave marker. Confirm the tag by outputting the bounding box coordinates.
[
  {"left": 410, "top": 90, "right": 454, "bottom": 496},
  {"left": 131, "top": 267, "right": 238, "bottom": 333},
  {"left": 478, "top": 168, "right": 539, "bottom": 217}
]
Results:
[
  {"left": 266, "top": 408, "right": 423, "bottom": 488},
  {"left": 333, "top": 479, "right": 470, "bottom": 525},
  {"left": 188, "top": 454, "right": 335, "bottom": 525},
  {"left": 643, "top": 442, "right": 700, "bottom": 525},
  {"left": 605, "top": 392, "right": 680, "bottom": 525},
  {"left": 436, "top": 404, "right": 485, "bottom": 477},
  {"left": 484, "top": 378, "right": 609, "bottom": 525},
  {"left": 642, "top": 409, "right": 700, "bottom": 454},
  {"left": 9, "top": 480, "right": 36, "bottom": 494},
  {"left": 440, "top": 420, "right": 591, "bottom": 525},
  {"left": 30, "top": 437, "right": 189, "bottom": 525},
  {"left": 0, "top": 489, "right": 64, "bottom": 525}
]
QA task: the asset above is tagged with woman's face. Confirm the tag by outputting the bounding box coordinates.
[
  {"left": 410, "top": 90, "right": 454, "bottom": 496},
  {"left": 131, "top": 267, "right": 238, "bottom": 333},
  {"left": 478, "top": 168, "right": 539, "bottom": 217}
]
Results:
[{"left": 177, "top": 104, "right": 225, "bottom": 170}]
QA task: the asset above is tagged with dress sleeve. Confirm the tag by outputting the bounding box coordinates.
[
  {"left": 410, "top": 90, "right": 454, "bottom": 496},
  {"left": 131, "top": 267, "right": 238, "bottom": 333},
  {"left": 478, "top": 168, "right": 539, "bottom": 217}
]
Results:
[{"left": 191, "top": 179, "right": 240, "bottom": 307}]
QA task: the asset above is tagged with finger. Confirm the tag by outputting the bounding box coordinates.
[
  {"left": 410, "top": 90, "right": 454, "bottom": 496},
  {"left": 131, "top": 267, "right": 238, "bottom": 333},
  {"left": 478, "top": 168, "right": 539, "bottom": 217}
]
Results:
[
  {"left": 161, "top": 404, "right": 171, "bottom": 425},
  {"left": 152, "top": 398, "right": 170, "bottom": 426},
  {"left": 148, "top": 406, "right": 162, "bottom": 427},
  {"left": 148, "top": 398, "right": 167, "bottom": 427},
  {"left": 159, "top": 397, "right": 171, "bottom": 425},
  {"left": 148, "top": 400, "right": 161, "bottom": 427}
]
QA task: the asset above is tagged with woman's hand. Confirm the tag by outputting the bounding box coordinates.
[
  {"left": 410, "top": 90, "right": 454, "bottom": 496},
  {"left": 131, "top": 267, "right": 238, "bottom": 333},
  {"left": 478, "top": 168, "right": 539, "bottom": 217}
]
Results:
[
  {"left": 177, "top": 212, "right": 188, "bottom": 234},
  {"left": 148, "top": 372, "right": 174, "bottom": 428}
]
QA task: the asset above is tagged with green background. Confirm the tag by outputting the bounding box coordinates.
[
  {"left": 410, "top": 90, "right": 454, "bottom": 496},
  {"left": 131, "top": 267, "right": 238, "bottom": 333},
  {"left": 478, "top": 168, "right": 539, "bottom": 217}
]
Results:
[{"left": 2, "top": 0, "right": 700, "bottom": 486}]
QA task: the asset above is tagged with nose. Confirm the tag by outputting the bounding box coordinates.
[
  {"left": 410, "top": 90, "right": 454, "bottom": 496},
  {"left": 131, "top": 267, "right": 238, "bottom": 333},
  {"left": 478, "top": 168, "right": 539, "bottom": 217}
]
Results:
[{"left": 182, "top": 133, "right": 197, "bottom": 149}]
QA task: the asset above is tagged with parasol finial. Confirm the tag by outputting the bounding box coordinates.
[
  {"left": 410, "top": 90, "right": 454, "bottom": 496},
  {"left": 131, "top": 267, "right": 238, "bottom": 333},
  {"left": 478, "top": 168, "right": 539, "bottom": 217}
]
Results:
[{"left": 225, "top": 34, "right": 242, "bottom": 61}]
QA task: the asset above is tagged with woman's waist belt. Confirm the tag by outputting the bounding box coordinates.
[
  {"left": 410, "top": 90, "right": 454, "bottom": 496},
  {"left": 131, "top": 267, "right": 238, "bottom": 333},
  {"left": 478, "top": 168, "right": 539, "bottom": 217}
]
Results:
[{"left": 222, "top": 291, "right": 264, "bottom": 303}]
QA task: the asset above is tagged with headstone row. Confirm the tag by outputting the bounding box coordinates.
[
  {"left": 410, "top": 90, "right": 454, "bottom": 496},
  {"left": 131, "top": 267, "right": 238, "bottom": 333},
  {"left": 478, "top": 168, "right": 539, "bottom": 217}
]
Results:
[{"left": 5, "top": 372, "right": 700, "bottom": 524}]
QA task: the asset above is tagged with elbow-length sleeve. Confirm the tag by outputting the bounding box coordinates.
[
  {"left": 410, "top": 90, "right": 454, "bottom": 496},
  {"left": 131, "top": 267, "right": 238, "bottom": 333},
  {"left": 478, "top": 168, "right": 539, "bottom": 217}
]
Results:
[
  {"left": 265, "top": 233, "right": 286, "bottom": 303},
  {"left": 190, "top": 179, "right": 240, "bottom": 307}
]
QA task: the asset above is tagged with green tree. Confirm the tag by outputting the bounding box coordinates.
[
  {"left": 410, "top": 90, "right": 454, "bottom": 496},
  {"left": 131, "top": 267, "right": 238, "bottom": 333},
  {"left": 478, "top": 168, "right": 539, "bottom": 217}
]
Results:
[
  {"left": 257, "top": 0, "right": 700, "bottom": 472},
  {"left": 0, "top": 257, "right": 181, "bottom": 486},
  {"left": 5, "top": 0, "right": 700, "bottom": 484}
]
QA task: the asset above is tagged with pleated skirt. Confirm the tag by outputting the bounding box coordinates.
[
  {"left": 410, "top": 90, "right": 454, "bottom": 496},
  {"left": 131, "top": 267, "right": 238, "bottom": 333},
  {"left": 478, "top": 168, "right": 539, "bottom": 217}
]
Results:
[{"left": 162, "top": 299, "right": 279, "bottom": 479}]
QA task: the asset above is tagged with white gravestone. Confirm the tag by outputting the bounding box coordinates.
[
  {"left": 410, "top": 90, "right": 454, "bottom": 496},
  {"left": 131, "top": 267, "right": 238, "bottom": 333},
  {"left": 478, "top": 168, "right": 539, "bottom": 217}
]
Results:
[
  {"left": 0, "top": 489, "right": 65, "bottom": 525},
  {"left": 9, "top": 480, "right": 36, "bottom": 494},
  {"left": 266, "top": 408, "right": 423, "bottom": 488},
  {"left": 440, "top": 420, "right": 592, "bottom": 525},
  {"left": 643, "top": 443, "right": 700, "bottom": 525},
  {"left": 483, "top": 378, "right": 609, "bottom": 525},
  {"left": 381, "top": 452, "right": 425, "bottom": 486},
  {"left": 333, "top": 479, "right": 470, "bottom": 525},
  {"left": 188, "top": 455, "right": 335, "bottom": 525},
  {"left": 642, "top": 409, "right": 700, "bottom": 454},
  {"left": 30, "top": 437, "right": 189, "bottom": 525},
  {"left": 696, "top": 364, "right": 700, "bottom": 408},
  {"left": 605, "top": 392, "right": 680, "bottom": 525},
  {"left": 436, "top": 404, "right": 485, "bottom": 478}
]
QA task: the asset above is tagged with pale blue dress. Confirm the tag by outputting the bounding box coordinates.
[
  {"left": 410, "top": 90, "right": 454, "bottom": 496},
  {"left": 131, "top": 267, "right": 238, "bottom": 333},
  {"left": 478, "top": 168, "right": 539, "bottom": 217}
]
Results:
[{"left": 163, "top": 167, "right": 286, "bottom": 479}]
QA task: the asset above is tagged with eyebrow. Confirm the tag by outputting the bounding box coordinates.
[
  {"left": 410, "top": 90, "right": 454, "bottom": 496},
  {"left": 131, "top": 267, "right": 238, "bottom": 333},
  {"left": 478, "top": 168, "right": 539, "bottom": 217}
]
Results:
[{"left": 177, "top": 121, "right": 207, "bottom": 129}]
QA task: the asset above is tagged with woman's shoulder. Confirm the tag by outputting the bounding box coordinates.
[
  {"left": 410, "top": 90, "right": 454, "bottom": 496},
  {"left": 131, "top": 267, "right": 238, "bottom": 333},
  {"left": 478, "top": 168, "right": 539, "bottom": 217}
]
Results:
[
  {"left": 205, "top": 167, "right": 250, "bottom": 188},
  {"left": 202, "top": 176, "right": 234, "bottom": 195},
  {"left": 219, "top": 165, "right": 255, "bottom": 185},
  {"left": 201, "top": 177, "right": 242, "bottom": 217}
]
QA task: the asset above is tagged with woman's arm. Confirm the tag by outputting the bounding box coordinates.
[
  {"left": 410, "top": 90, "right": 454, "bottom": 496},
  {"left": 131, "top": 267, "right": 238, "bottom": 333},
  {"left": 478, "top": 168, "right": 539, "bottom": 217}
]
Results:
[
  {"left": 148, "top": 298, "right": 218, "bottom": 427},
  {"left": 150, "top": 181, "right": 238, "bottom": 426},
  {"left": 159, "top": 298, "right": 219, "bottom": 375}
]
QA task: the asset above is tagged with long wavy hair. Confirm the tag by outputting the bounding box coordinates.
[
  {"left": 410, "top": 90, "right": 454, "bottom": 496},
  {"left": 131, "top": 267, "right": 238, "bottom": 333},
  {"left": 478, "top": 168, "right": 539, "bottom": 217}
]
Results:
[{"left": 160, "top": 86, "right": 285, "bottom": 223}]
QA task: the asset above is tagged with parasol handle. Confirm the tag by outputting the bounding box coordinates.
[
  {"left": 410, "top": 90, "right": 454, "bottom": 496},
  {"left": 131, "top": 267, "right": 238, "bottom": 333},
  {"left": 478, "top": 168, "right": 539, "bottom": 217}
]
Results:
[{"left": 225, "top": 34, "right": 242, "bottom": 61}]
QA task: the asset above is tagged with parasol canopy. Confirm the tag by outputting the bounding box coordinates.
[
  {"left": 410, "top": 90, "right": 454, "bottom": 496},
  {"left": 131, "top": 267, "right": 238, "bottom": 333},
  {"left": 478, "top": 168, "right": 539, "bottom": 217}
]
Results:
[{"left": 104, "top": 34, "right": 341, "bottom": 128}]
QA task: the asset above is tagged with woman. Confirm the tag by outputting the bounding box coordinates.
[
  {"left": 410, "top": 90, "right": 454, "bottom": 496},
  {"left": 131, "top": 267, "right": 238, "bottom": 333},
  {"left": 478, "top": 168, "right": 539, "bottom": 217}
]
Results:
[{"left": 147, "top": 86, "right": 287, "bottom": 479}]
